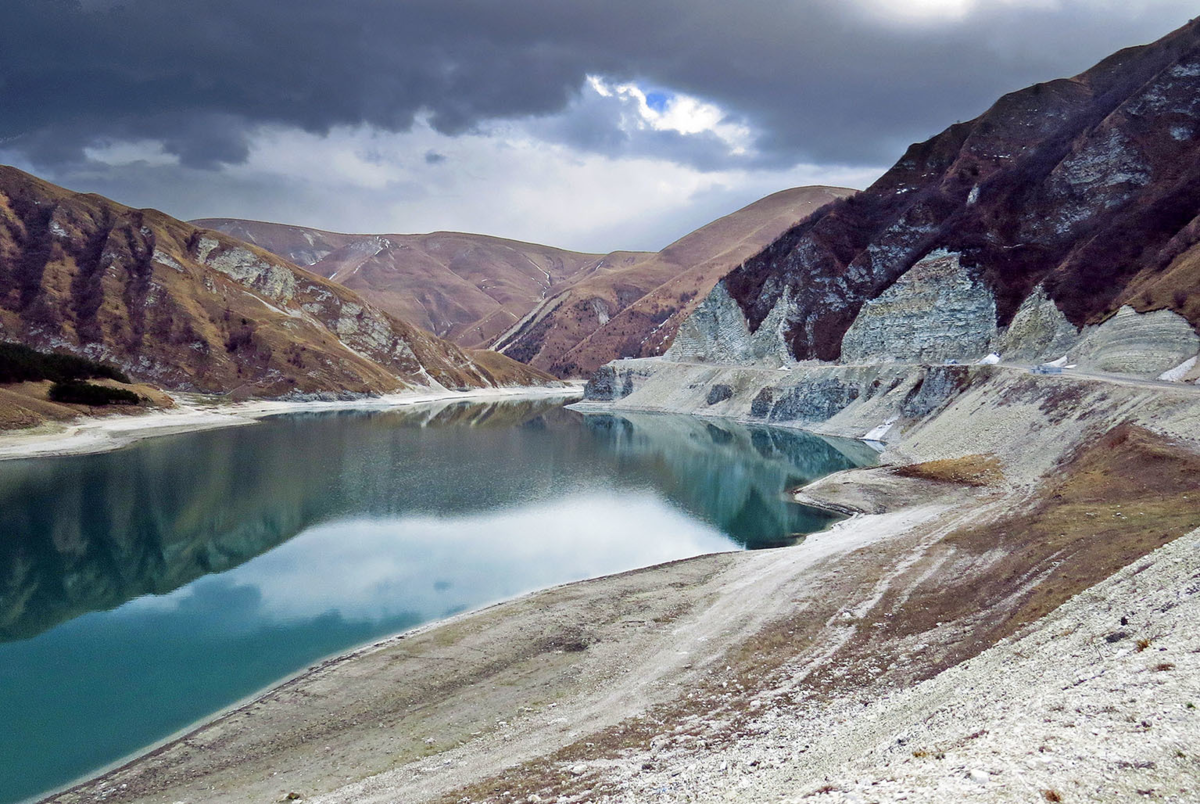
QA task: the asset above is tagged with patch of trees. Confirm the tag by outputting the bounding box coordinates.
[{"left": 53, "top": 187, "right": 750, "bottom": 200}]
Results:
[
  {"left": 0, "top": 342, "right": 130, "bottom": 385},
  {"left": 224, "top": 317, "right": 257, "bottom": 353},
  {"left": 48, "top": 380, "right": 141, "bottom": 406}
]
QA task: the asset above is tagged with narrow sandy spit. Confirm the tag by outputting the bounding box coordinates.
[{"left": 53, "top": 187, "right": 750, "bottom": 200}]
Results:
[{"left": 0, "top": 382, "right": 583, "bottom": 462}]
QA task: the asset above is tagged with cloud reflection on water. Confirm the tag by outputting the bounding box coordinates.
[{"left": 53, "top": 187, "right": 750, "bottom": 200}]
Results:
[{"left": 130, "top": 493, "right": 732, "bottom": 624}]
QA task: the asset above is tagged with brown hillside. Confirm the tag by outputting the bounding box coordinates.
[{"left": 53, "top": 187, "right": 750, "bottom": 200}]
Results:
[
  {"left": 193, "top": 219, "right": 634, "bottom": 349},
  {"left": 494, "top": 186, "right": 854, "bottom": 376},
  {"left": 0, "top": 167, "right": 552, "bottom": 397},
  {"left": 720, "top": 18, "right": 1200, "bottom": 361}
]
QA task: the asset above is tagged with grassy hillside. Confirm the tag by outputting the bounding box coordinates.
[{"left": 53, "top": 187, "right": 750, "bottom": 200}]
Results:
[{"left": 0, "top": 167, "right": 555, "bottom": 398}]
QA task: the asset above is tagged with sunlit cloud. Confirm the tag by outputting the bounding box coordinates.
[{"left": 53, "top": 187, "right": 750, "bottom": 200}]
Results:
[
  {"left": 586, "top": 76, "right": 753, "bottom": 155},
  {"left": 854, "top": 0, "right": 1062, "bottom": 24},
  {"left": 82, "top": 139, "right": 180, "bottom": 168}
]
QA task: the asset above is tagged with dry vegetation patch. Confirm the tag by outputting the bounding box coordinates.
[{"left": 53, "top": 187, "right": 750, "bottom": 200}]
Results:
[
  {"left": 848, "top": 424, "right": 1200, "bottom": 680},
  {"left": 893, "top": 453, "right": 1004, "bottom": 487}
]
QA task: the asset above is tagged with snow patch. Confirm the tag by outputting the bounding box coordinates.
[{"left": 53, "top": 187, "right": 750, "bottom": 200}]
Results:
[{"left": 1158, "top": 354, "right": 1197, "bottom": 382}]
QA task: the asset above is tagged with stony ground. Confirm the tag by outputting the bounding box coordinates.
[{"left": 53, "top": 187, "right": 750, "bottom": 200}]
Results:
[
  {"left": 600, "top": 526, "right": 1200, "bottom": 804},
  {"left": 43, "top": 370, "right": 1200, "bottom": 804}
]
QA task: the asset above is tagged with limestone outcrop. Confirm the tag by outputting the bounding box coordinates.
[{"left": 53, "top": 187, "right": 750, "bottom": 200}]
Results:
[
  {"left": 666, "top": 281, "right": 793, "bottom": 366},
  {"left": 1068, "top": 306, "right": 1199, "bottom": 376},
  {"left": 992, "top": 284, "right": 1080, "bottom": 362},
  {"left": 840, "top": 251, "right": 996, "bottom": 365}
]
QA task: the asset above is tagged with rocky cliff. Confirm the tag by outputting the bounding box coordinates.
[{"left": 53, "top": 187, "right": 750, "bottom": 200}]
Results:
[
  {"left": 0, "top": 167, "right": 554, "bottom": 397},
  {"left": 670, "top": 19, "right": 1200, "bottom": 380},
  {"left": 494, "top": 186, "right": 854, "bottom": 377}
]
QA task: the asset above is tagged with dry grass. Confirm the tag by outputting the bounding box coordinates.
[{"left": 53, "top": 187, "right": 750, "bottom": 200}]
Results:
[
  {"left": 894, "top": 454, "right": 1004, "bottom": 487},
  {"left": 0, "top": 379, "right": 170, "bottom": 430},
  {"left": 855, "top": 425, "right": 1200, "bottom": 677}
]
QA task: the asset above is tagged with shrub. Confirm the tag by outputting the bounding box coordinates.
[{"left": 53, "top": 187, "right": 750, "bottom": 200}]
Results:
[
  {"left": 0, "top": 342, "right": 130, "bottom": 384},
  {"left": 48, "top": 380, "right": 141, "bottom": 406}
]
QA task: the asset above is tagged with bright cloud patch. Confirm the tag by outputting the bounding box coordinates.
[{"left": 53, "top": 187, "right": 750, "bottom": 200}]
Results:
[
  {"left": 856, "top": 0, "right": 1064, "bottom": 24},
  {"left": 82, "top": 139, "right": 180, "bottom": 168},
  {"left": 586, "top": 76, "right": 753, "bottom": 156}
]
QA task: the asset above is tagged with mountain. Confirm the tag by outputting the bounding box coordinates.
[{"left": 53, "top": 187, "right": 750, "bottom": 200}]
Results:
[
  {"left": 670, "top": 19, "right": 1200, "bottom": 379},
  {"left": 201, "top": 187, "right": 852, "bottom": 379},
  {"left": 493, "top": 186, "right": 854, "bottom": 376},
  {"left": 191, "top": 219, "right": 638, "bottom": 348},
  {"left": 0, "top": 167, "right": 553, "bottom": 398}
]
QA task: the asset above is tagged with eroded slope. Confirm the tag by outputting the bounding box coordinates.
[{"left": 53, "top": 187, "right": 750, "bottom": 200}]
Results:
[{"left": 0, "top": 167, "right": 550, "bottom": 396}]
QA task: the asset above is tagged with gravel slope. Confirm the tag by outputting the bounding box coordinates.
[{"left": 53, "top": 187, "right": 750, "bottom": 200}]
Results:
[{"left": 604, "top": 526, "right": 1200, "bottom": 804}]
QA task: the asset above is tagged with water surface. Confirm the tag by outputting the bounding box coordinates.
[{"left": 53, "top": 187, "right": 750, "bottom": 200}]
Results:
[{"left": 0, "top": 398, "right": 873, "bottom": 803}]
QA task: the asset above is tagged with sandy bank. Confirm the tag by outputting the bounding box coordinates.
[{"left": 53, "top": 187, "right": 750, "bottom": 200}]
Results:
[
  {"left": 37, "top": 365, "right": 1200, "bottom": 804},
  {"left": 0, "top": 383, "right": 582, "bottom": 462},
  {"left": 43, "top": 497, "right": 962, "bottom": 804}
]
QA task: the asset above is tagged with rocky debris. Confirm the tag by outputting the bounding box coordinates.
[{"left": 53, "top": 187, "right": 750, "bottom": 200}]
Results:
[
  {"left": 587, "top": 525, "right": 1200, "bottom": 804},
  {"left": 705, "top": 384, "right": 733, "bottom": 405},
  {"left": 583, "top": 365, "right": 642, "bottom": 401},
  {"left": 759, "top": 377, "right": 861, "bottom": 424},
  {"left": 898, "top": 365, "right": 972, "bottom": 418}
]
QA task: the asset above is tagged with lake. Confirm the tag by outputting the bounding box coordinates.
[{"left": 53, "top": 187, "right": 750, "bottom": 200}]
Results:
[{"left": 0, "top": 397, "right": 874, "bottom": 803}]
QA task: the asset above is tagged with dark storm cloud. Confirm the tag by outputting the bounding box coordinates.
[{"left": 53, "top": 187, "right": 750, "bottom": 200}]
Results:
[{"left": 2, "top": 0, "right": 1196, "bottom": 170}]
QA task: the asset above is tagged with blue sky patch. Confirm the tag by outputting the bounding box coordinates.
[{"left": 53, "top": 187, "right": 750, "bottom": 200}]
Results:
[{"left": 644, "top": 91, "right": 671, "bottom": 113}]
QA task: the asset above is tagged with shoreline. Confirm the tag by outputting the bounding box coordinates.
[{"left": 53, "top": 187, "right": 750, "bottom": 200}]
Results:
[
  {"left": 39, "top": 506, "right": 922, "bottom": 804},
  {"left": 33, "top": 555, "right": 656, "bottom": 804},
  {"left": 0, "top": 382, "right": 583, "bottom": 462},
  {"left": 32, "top": 363, "right": 1200, "bottom": 804}
]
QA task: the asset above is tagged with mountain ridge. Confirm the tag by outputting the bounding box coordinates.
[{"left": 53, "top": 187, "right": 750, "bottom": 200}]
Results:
[
  {"left": 192, "top": 217, "right": 636, "bottom": 349},
  {"left": 0, "top": 166, "right": 554, "bottom": 399},
  {"left": 201, "top": 186, "right": 854, "bottom": 378},
  {"left": 492, "top": 185, "right": 855, "bottom": 376},
  {"left": 677, "top": 17, "right": 1200, "bottom": 370}
]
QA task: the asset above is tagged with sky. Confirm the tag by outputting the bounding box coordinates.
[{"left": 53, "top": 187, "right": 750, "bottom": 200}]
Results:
[{"left": 1, "top": 0, "right": 1196, "bottom": 252}]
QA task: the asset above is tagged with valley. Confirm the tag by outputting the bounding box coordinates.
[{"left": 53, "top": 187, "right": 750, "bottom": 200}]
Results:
[{"left": 1, "top": 7, "right": 1199, "bottom": 804}]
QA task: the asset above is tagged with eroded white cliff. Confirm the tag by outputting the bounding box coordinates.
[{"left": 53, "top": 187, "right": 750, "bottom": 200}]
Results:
[{"left": 839, "top": 251, "right": 997, "bottom": 364}]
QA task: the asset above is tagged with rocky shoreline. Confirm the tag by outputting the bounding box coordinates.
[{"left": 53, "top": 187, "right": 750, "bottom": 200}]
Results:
[{"left": 39, "top": 358, "right": 1200, "bottom": 804}]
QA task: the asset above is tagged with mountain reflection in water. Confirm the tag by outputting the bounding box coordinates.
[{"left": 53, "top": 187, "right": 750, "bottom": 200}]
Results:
[{"left": 0, "top": 398, "right": 871, "bottom": 804}]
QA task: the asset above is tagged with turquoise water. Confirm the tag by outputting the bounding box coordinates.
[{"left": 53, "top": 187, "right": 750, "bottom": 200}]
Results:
[{"left": 0, "top": 398, "right": 874, "bottom": 803}]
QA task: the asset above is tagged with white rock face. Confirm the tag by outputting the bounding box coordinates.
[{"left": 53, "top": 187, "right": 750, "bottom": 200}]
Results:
[
  {"left": 993, "top": 283, "right": 1080, "bottom": 361},
  {"left": 840, "top": 251, "right": 997, "bottom": 364},
  {"left": 1069, "top": 305, "right": 1200, "bottom": 378},
  {"left": 198, "top": 236, "right": 298, "bottom": 304},
  {"left": 667, "top": 281, "right": 793, "bottom": 366},
  {"left": 152, "top": 248, "right": 186, "bottom": 273}
]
